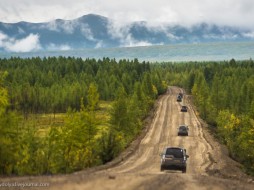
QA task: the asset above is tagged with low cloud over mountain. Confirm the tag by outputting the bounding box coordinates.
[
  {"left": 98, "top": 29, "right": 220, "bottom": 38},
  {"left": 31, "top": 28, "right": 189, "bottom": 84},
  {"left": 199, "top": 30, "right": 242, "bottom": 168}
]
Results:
[{"left": 0, "top": 14, "right": 253, "bottom": 52}]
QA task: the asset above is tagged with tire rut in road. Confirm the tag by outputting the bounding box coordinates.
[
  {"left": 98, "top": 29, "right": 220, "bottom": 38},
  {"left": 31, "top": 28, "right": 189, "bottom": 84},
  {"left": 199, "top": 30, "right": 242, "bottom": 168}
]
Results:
[{"left": 185, "top": 95, "right": 214, "bottom": 173}]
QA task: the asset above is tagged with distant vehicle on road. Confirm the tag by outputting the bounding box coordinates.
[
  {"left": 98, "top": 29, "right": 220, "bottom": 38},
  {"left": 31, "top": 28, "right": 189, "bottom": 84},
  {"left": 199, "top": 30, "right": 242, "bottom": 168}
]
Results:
[
  {"left": 177, "top": 95, "right": 182, "bottom": 102},
  {"left": 178, "top": 125, "right": 189, "bottom": 136},
  {"left": 178, "top": 92, "right": 183, "bottom": 98},
  {"left": 160, "top": 147, "right": 189, "bottom": 173},
  {"left": 180, "top": 105, "right": 188, "bottom": 112}
]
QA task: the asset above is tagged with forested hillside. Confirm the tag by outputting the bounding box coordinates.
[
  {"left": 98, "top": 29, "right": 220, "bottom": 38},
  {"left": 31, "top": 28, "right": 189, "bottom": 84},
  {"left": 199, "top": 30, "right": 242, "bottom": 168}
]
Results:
[
  {"left": 0, "top": 57, "right": 167, "bottom": 175},
  {"left": 1, "top": 57, "right": 254, "bottom": 176}
]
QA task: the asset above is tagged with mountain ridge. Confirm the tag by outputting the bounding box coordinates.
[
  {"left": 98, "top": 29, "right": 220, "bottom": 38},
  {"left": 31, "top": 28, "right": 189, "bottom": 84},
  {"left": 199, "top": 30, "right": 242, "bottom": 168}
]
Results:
[{"left": 0, "top": 14, "right": 253, "bottom": 52}]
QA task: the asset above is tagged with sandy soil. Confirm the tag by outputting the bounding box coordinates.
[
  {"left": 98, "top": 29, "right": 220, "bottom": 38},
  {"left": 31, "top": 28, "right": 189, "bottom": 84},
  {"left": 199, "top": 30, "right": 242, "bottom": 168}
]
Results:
[{"left": 1, "top": 87, "right": 254, "bottom": 190}]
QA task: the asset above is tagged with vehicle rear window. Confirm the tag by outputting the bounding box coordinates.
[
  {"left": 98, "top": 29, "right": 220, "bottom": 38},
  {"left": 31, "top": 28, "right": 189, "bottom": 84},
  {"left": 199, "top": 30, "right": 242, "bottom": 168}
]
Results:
[{"left": 165, "top": 148, "right": 183, "bottom": 158}]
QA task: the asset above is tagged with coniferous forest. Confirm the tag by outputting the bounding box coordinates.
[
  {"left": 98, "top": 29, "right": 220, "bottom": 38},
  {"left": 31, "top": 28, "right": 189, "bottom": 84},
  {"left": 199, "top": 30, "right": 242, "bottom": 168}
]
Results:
[
  {"left": 0, "top": 57, "right": 167, "bottom": 175},
  {"left": 0, "top": 57, "right": 254, "bottom": 175}
]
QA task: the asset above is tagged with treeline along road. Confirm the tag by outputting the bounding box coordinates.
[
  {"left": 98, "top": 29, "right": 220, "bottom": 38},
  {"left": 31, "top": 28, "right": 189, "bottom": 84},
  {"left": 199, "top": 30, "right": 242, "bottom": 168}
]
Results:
[{"left": 2, "top": 86, "right": 254, "bottom": 190}]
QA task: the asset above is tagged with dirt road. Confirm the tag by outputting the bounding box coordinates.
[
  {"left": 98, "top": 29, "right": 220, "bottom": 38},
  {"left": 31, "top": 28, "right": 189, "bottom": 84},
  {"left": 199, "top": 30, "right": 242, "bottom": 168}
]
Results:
[{"left": 2, "top": 87, "right": 254, "bottom": 190}]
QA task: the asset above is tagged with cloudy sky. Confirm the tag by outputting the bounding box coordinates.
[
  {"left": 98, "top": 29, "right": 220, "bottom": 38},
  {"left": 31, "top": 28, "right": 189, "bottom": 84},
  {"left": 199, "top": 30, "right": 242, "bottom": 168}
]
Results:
[{"left": 0, "top": 0, "right": 254, "bottom": 29}]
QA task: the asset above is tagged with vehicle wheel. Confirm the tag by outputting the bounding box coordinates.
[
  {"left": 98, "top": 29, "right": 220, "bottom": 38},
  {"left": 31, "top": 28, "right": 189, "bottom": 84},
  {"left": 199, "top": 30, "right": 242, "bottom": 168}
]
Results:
[{"left": 182, "top": 167, "right": 186, "bottom": 173}]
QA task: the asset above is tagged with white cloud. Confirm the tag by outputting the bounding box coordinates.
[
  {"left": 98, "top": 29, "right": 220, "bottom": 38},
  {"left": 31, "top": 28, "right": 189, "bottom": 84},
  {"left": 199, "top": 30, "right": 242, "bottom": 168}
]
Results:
[
  {"left": 46, "top": 43, "right": 71, "bottom": 51},
  {"left": 0, "top": 32, "right": 7, "bottom": 48},
  {"left": 242, "top": 32, "right": 254, "bottom": 38},
  {"left": 0, "top": 32, "right": 41, "bottom": 52},
  {"left": 0, "top": 0, "right": 254, "bottom": 30},
  {"left": 0, "top": 32, "right": 8, "bottom": 40},
  {"left": 42, "top": 21, "right": 60, "bottom": 32},
  {"left": 120, "top": 34, "right": 154, "bottom": 47},
  {"left": 41, "top": 20, "right": 78, "bottom": 34},
  {"left": 107, "top": 21, "right": 131, "bottom": 41},
  {"left": 80, "top": 23, "right": 96, "bottom": 41},
  {"left": 107, "top": 20, "right": 180, "bottom": 46},
  {"left": 60, "top": 20, "right": 77, "bottom": 34},
  {"left": 125, "top": 40, "right": 154, "bottom": 47},
  {"left": 166, "top": 33, "right": 182, "bottom": 41},
  {"left": 95, "top": 41, "right": 104, "bottom": 48}
]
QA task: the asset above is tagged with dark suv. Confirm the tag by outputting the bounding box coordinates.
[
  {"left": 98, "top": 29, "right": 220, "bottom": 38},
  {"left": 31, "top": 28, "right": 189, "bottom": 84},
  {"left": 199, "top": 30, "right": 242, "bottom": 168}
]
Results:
[
  {"left": 178, "top": 125, "right": 189, "bottom": 136},
  {"left": 178, "top": 92, "right": 183, "bottom": 98},
  {"left": 180, "top": 105, "right": 188, "bottom": 112},
  {"left": 176, "top": 95, "right": 182, "bottom": 102},
  {"left": 160, "top": 147, "right": 189, "bottom": 173}
]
